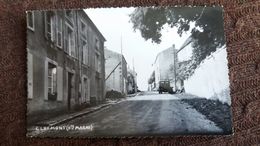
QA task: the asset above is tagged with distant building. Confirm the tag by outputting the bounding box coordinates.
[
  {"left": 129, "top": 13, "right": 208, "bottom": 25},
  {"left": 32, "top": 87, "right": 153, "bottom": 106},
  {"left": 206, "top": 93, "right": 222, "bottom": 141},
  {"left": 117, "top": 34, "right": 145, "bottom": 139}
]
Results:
[
  {"left": 104, "top": 49, "right": 127, "bottom": 94},
  {"left": 127, "top": 68, "right": 138, "bottom": 94},
  {"left": 148, "top": 71, "right": 155, "bottom": 91},
  {"left": 152, "top": 45, "right": 178, "bottom": 91},
  {"left": 27, "top": 10, "right": 106, "bottom": 116},
  {"left": 176, "top": 36, "right": 193, "bottom": 91}
]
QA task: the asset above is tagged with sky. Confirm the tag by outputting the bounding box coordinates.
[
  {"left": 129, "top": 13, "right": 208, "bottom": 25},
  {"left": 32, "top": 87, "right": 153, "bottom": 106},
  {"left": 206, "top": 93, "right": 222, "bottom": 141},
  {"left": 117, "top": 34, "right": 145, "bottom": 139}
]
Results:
[{"left": 85, "top": 8, "right": 192, "bottom": 90}]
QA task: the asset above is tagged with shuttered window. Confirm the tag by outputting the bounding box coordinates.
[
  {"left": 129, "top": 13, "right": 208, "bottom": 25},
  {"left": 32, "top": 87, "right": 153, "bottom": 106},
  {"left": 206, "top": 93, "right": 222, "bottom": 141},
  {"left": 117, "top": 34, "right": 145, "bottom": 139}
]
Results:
[
  {"left": 48, "top": 63, "right": 57, "bottom": 101},
  {"left": 65, "top": 23, "right": 75, "bottom": 57},
  {"left": 56, "top": 15, "right": 62, "bottom": 48},
  {"left": 82, "top": 40, "right": 88, "bottom": 65},
  {"left": 45, "top": 12, "right": 55, "bottom": 41},
  {"left": 26, "top": 11, "right": 34, "bottom": 31}
]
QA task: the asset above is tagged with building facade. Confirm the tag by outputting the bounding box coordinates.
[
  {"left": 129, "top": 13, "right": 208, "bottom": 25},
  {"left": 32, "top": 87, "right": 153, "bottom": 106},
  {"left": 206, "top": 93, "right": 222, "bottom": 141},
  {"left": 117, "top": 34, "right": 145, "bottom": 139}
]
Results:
[
  {"left": 104, "top": 49, "right": 127, "bottom": 94},
  {"left": 27, "top": 10, "right": 106, "bottom": 116},
  {"left": 152, "top": 45, "right": 178, "bottom": 91}
]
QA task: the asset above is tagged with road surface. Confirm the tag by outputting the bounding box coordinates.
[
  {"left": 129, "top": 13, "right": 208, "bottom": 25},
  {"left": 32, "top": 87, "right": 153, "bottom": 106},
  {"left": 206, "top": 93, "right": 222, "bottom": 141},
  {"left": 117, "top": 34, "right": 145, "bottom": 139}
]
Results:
[{"left": 31, "top": 92, "right": 223, "bottom": 137}]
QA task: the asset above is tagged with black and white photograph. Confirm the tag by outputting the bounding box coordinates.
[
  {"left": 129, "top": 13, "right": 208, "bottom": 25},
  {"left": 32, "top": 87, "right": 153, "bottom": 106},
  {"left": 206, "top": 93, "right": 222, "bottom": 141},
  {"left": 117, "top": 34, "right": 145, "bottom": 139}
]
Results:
[{"left": 26, "top": 6, "right": 232, "bottom": 137}]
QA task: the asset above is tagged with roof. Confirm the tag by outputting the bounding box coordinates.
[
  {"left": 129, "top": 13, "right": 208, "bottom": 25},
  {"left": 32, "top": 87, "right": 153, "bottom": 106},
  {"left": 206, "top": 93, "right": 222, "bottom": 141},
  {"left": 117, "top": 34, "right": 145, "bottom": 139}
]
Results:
[
  {"left": 104, "top": 48, "right": 127, "bottom": 63},
  {"left": 79, "top": 10, "right": 106, "bottom": 41}
]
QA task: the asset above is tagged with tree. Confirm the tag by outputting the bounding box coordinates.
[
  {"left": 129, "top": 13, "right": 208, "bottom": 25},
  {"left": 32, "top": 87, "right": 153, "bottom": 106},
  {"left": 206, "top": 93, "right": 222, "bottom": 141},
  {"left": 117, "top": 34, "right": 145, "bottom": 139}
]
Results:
[{"left": 130, "top": 6, "right": 226, "bottom": 75}]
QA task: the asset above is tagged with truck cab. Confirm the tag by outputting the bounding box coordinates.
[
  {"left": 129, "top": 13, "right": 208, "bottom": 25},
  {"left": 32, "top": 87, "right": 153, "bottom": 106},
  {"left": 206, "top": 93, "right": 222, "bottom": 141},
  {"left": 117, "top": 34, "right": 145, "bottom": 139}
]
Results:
[{"left": 158, "top": 80, "right": 174, "bottom": 94}]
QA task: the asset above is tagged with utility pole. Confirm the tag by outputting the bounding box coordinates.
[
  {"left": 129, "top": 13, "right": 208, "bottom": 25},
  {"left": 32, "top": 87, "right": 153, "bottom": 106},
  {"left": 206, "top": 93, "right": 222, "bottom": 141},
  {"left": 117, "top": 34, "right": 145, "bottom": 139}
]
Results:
[
  {"left": 120, "top": 34, "right": 124, "bottom": 94},
  {"left": 173, "top": 45, "right": 177, "bottom": 92},
  {"left": 132, "top": 58, "right": 137, "bottom": 93}
]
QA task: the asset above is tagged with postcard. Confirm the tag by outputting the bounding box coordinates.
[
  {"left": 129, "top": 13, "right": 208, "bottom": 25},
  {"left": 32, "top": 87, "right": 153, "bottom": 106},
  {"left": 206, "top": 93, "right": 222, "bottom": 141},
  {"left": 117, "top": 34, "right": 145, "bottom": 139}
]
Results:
[{"left": 26, "top": 6, "right": 232, "bottom": 137}]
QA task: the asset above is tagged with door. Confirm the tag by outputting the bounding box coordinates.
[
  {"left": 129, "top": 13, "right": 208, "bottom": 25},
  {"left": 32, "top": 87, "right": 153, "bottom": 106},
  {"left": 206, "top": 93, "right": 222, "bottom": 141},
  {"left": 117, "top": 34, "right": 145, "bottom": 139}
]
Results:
[
  {"left": 67, "top": 72, "right": 73, "bottom": 110},
  {"left": 83, "top": 78, "right": 87, "bottom": 102}
]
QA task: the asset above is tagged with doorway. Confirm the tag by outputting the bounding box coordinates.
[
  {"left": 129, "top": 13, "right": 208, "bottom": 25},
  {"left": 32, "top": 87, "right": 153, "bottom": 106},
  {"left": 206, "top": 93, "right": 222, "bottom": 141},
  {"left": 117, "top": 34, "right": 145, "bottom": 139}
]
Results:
[
  {"left": 67, "top": 72, "right": 73, "bottom": 110},
  {"left": 83, "top": 78, "right": 88, "bottom": 102}
]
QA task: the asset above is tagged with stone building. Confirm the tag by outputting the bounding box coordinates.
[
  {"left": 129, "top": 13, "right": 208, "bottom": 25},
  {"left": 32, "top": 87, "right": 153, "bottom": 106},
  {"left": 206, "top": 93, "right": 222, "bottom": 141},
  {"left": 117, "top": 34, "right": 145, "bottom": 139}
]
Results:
[
  {"left": 152, "top": 45, "right": 178, "bottom": 91},
  {"left": 27, "top": 10, "right": 106, "bottom": 117},
  {"left": 104, "top": 49, "right": 127, "bottom": 94}
]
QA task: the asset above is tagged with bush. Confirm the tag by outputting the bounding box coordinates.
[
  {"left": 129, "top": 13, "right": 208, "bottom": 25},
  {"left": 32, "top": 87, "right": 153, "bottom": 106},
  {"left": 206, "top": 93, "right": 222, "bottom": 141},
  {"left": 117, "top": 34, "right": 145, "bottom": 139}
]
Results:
[{"left": 105, "top": 90, "right": 125, "bottom": 99}]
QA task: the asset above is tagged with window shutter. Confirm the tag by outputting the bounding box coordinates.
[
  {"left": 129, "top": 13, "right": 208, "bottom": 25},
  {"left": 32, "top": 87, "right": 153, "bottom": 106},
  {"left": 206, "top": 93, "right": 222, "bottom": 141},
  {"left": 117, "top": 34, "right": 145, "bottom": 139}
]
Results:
[
  {"left": 57, "top": 66, "right": 63, "bottom": 101},
  {"left": 44, "top": 12, "right": 48, "bottom": 39},
  {"left": 71, "top": 33, "right": 75, "bottom": 57},
  {"left": 51, "top": 15, "right": 55, "bottom": 41},
  {"left": 56, "top": 15, "right": 62, "bottom": 48},
  {"left": 64, "top": 27, "right": 68, "bottom": 53},
  {"left": 83, "top": 46, "right": 86, "bottom": 64},
  {"left": 44, "top": 59, "right": 48, "bottom": 100}
]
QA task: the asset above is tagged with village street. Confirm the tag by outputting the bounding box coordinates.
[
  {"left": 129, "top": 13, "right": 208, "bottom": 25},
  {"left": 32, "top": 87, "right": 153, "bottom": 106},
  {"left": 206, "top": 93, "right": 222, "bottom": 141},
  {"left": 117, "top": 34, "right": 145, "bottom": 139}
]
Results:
[
  {"left": 31, "top": 91, "right": 223, "bottom": 137},
  {"left": 25, "top": 8, "right": 232, "bottom": 139}
]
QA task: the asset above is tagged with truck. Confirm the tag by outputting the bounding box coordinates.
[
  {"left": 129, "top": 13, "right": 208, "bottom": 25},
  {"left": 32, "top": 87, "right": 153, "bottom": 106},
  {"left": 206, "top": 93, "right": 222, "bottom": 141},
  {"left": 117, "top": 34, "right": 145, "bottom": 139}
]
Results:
[{"left": 158, "top": 80, "right": 174, "bottom": 94}]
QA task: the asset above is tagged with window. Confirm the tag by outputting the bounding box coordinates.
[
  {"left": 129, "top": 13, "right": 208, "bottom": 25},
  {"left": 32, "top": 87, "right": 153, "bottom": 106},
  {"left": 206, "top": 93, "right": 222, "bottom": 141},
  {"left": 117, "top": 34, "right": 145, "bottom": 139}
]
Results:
[
  {"left": 81, "top": 21, "right": 87, "bottom": 34},
  {"left": 80, "top": 20, "right": 88, "bottom": 65},
  {"left": 65, "top": 23, "right": 75, "bottom": 57},
  {"left": 56, "top": 15, "right": 62, "bottom": 48},
  {"left": 45, "top": 12, "right": 55, "bottom": 41},
  {"left": 81, "top": 22, "right": 85, "bottom": 31},
  {"left": 27, "top": 11, "right": 34, "bottom": 30},
  {"left": 82, "top": 39, "right": 88, "bottom": 65},
  {"left": 95, "top": 53, "right": 101, "bottom": 72},
  {"left": 66, "top": 10, "right": 73, "bottom": 18},
  {"left": 48, "top": 63, "right": 57, "bottom": 101},
  {"left": 80, "top": 21, "right": 87, "bottom": 38},
  {"left": 95, "top": 38, "right": 99, "bottom": 50}
]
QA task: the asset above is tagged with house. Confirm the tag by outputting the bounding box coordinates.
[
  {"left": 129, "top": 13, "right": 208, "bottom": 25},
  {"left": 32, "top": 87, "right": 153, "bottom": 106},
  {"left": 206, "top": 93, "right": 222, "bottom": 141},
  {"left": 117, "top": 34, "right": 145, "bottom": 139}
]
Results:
[
  {"left": 104, "top": 49, "right": 127, "bottom": 94},
  {"left": 152, "top": 45, "right": 178, "bottom": 91},
  {"left": 26, "top": 10, "right": 106, "bottom": 117}
]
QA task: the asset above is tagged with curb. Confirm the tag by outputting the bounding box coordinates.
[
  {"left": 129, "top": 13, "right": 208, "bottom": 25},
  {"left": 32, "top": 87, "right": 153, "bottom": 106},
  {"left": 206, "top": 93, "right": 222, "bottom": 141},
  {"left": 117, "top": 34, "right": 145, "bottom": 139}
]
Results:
[
  {"left": 38, "top": 101, "right": 120, "bottom": 127},
  {"left": 49, "top": 104, "right": 112, "bottom": 126},
  {"left": 126, "top": 92, "right": 140, "bottom": 98}
]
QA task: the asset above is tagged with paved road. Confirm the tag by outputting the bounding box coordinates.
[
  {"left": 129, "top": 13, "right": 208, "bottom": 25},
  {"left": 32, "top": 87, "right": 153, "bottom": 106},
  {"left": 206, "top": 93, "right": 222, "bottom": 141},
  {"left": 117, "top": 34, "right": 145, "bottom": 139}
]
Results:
[{"left": 33, "top": 92, "right": 222, "bottom": 137}]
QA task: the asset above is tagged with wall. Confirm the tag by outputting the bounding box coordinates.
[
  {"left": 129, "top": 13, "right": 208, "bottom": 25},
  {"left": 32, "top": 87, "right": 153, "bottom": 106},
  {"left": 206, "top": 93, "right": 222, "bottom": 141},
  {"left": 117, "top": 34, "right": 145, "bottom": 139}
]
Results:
[
  {"left": 178, "top": 43, "right": 193, "bottom": 62},
  {"left": 27, "top": 11, "right": 69, "bottom": 115},
  {"left": 183, "top": 46, "right": 231, "bottom": 105},
  {"left": 105, "top": 49, "right": 127, "bottom": 94},
  {"left": 27, "top": 10, "right": 106, "bottom": 117},
  {"left": 78, "top": 10, "right": 106, "bottom": 103}
]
